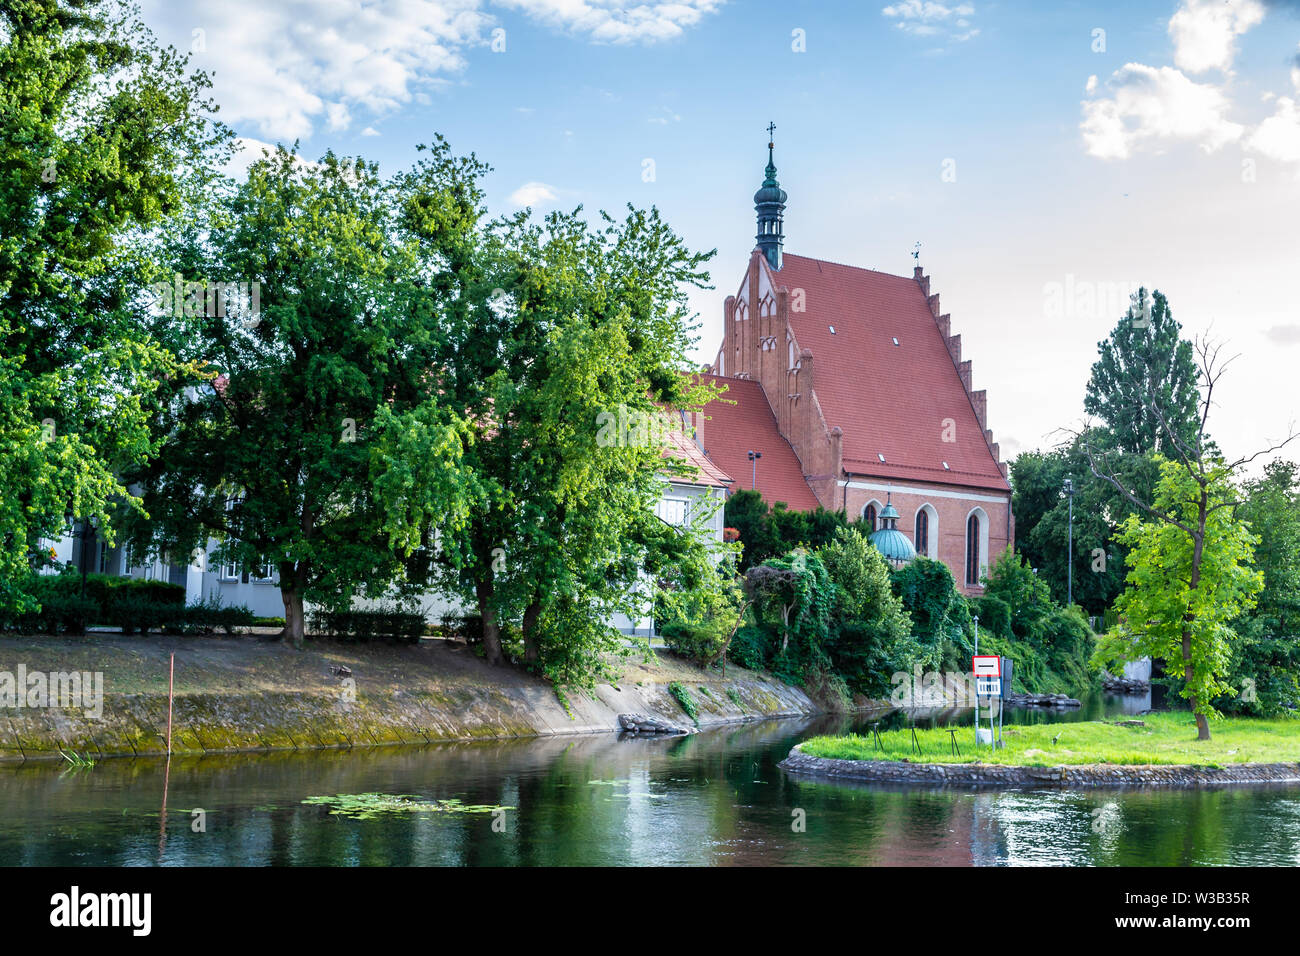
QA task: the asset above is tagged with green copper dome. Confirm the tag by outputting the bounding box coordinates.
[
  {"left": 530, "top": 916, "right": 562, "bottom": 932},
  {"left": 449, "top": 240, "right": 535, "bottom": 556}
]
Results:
[
  {"left": 869, "top": 495, "right": 916, "bottom": 567},
  {"left": 753, "top": 157, "right": 787, "bottom": 205}
]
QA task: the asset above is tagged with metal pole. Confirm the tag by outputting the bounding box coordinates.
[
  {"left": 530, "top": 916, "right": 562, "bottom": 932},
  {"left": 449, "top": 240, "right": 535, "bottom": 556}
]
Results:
[
  {"left": 1066, "top": 479, "right": 1074, "bottom": 607},
  {"left": 972, "top": 616, "right": 980, "bottom": 751},
  {"left": 166, "top": 653, "right": 175, "bottom": 756}
]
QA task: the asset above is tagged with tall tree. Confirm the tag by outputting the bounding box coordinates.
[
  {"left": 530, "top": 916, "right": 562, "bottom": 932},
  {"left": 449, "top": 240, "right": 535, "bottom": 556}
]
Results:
[
  {"left": 1095, "top": 458, "right": 1262, "bottom": 737},
  {"left": 1083, "top": 338, "right": 1295, "bottom": 739},
  {"left": 123, "top": 143, "right": 478, "bottom": 646},
  {"left": 0, "top": 0, "right": 229, "bottom": 612},
  {"left": 372, "top": 202, "right": 717, "bottom": 679},
  {"left": 1228, "top": 460, "right": 1300, "bottom": 714},
  {"left": 1083, "top": 288, "right": 1200, "bottom": 455},
  {"left": 1011, "top": 435, "right": 1157, "bottom": 613}
]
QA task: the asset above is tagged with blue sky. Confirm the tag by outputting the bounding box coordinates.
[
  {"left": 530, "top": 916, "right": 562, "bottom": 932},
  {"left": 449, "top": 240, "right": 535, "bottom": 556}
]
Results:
[{"left": 140, "top": 0, "right": 1300, "bottom": 468}]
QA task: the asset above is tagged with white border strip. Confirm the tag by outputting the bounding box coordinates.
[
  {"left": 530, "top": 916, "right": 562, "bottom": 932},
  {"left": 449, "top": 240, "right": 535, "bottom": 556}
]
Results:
[{"left": 840, "top": 480, "right": 1008, "bottom": 504}]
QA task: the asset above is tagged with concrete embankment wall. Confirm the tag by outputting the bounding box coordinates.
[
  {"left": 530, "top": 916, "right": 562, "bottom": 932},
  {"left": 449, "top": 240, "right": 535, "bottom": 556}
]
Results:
[
  {"left": 779, "top": 746, "right": 1300, "bottom": 789},
  {"left": 0, "top": 636, "right": 820, "bottom": 762}
]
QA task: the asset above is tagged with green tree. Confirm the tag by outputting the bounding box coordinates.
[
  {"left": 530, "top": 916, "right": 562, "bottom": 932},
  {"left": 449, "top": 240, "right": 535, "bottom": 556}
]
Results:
[
  {"left": 722, "top": 489, "right": 778, "bottom": 570},
  {"left": 373, "top": 200, "right": 717, "bottom": 679},
  {"left": 1084, "top": 338, "right": 1294, "bottom": 739},
  {"left": 1226, "top": 460, "right": 1300, "bottom": 714},
  {"left": 889, "top": 556, "right": 971, "bottom": 674},
  {"left": 1011, "top": 436, "right": 1155, "bottom": 613},
  {"left": 1083, "top": 288, "right": 1200, "bottom": 456},
  {"left": 122, "top": 143, "right": 478, "bottom": 646},
  {"left": 816, "top": 526, "right": 914, "bottom": 694},
  {"left": 0, "top": 0, "right": 230, "bottom": 613},
  {"left": 1095, "top": 458, "right": 1262, "bottom": 737}
]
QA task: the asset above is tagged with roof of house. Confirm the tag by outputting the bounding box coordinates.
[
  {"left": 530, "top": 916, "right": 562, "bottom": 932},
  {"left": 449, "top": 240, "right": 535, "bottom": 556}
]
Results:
[
  {"left": 694, "top": 373, "right": 823, "bottom": 510},
  {"left": 661, "top": 413, "right": 733, "bottom": 488},
  {"left": 772, "top": 252, "right": 1010, "bottom": 492}
]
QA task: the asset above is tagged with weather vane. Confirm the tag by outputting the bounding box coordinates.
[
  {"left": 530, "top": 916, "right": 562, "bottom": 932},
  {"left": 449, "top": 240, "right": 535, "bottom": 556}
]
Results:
[
  {"left": 766, "top": 121, "right": 776, "bottom": 144},
  {"left": 912, "top": 241, "right": 922, "bottom": 265}
]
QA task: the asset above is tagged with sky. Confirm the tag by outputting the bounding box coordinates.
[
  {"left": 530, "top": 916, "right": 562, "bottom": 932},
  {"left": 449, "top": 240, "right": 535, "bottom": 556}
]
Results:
[{"left": 138, "top": 0, "right": 1300, "bottom": 471}]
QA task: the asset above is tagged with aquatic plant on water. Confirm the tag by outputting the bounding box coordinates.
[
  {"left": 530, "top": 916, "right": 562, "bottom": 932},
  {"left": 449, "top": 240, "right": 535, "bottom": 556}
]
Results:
[{"left": 301, "top": 792, "right": 512, "bottom": 820}]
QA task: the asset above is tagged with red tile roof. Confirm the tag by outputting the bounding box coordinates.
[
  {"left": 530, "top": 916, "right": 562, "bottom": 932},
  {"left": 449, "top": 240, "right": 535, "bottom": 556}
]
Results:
[
  {"left": 773, "top": 253, "right": 1009, "bottom": 492},
  {"left": 662, "top": 413, "right": 732, "bottom": 488},
  {"left": 694, "top": 373, "right": 823, "bottom": 510}
]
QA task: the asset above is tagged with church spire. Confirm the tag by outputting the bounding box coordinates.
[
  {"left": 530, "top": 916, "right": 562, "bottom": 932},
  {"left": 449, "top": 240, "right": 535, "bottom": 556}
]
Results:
[{"left": 754, "top": 122, "right": 787, "bottom": 271}]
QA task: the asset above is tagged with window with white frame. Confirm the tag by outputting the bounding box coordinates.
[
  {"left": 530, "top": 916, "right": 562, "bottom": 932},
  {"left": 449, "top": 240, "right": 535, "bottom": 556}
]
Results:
[{"left": 657, "top": 497, "right": 689, "bottom": 526}]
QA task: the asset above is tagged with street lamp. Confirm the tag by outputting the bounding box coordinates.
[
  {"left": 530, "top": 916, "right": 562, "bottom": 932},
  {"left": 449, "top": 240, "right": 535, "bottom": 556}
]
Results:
[
  {"left": 1063, "top": 476, "right": 1075, "bottom": 606},
  {"left": 747, "top": 450, "right": 762, "bottom": 490}
]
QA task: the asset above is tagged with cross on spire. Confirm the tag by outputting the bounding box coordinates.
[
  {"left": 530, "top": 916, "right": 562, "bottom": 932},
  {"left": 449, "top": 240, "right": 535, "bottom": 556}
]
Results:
[{"left": 766, "top": 121, "right": 776, "bottom": 144}]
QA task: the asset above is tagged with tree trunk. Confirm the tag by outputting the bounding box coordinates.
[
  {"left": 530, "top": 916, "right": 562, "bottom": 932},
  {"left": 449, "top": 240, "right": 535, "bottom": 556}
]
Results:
[
  {"left": 1187, "top": 516, "right": 1211, "bottom": 741},
  {"left": 279, "top": 588, "right": 306, "bottom": 649},
  {"left": 1183, "top": 628, "right": 1211, "bottom": 740},
  {"left": 475, "top": 577, "right": 504, "bottom": 666},
  {"left": 521, "top": 599, "right": 542, "bottom": 665}
]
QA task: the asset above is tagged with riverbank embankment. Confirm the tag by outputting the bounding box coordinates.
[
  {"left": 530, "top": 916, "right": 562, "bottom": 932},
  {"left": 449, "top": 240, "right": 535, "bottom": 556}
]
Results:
[
  {"left": 779, "top": 747, "right": 1300, "bottom": 788},
  {"left": 0, "top": 634, "right": 824, "bottom": 762}
]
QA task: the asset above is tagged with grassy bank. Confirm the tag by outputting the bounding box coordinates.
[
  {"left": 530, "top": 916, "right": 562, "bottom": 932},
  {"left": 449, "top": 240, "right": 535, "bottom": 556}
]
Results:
[{"left": 800, "top": 713, "right": 1300, "bottom": 767}]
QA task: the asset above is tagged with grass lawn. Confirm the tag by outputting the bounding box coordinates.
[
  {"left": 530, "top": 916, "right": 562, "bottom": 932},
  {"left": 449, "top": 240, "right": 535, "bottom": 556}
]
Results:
[{"left": 799, "top": 712, "right": 1300, "bottom": 767}]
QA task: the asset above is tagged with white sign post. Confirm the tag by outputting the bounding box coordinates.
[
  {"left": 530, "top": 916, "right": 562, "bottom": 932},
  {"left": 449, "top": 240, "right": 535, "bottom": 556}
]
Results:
[{"left": 972, "top": 655, "right": 1002, "bottom": 750}]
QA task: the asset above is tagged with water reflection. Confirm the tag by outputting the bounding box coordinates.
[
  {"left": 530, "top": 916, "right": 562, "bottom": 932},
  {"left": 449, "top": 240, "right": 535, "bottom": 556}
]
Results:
[{"left": 0, "top": 714, "right": 1293, "bottom": 867}]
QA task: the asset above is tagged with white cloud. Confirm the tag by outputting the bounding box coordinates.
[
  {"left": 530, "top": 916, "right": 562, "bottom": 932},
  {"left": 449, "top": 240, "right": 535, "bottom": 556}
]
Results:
[
  {"left": 881, "top": 1, "right": 978, "bottom": 41},
  {"left": 226, "top": 137, "right": 326, "bottom": 180},
  {"left": 647, "top": 106, "right": 682, "bottom": 125},
  {"left": 509, "top": 181, "right": 558, "bottom": 207},
  {"left": 496, "top": 0, "right": 725, "bottom": 44},
  {"left": 1168, "top": 0, "right": 1264, "bottom": 75},
  {"left": 1081, "top": 64, "right": 1244, "bottom": 159},
  {"left": 1248, "top": 96, "right": 1300, "bottom": 164},
  {"left": 361, "top": 127, "right": 381, "bottom": 137},
  {"left": 141, "top": 1, "right": 722, "bottom": 142}
]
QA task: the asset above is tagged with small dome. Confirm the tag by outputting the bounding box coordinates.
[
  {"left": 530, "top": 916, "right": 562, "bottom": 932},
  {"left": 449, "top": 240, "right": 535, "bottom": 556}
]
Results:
[
  {"left": 754, "top": 182, "right": 787, "bottom": 205},
  {"left": 869, "top": 493, "right": 914, "bottom": 566},
  {"left": 870, "top": 526, "right": 916, "bottom": 566}
]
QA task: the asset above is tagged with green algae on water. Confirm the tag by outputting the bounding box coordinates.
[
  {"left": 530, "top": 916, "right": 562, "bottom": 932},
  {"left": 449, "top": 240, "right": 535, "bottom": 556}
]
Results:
[{"left": 301, "top": 792, "right": 512, "bottom": 819}]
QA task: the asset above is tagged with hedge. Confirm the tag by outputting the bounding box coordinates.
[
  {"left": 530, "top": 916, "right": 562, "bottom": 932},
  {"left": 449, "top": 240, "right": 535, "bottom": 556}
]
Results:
[{"left": 309, "top": 608, "right": 427, "bottom": 644}]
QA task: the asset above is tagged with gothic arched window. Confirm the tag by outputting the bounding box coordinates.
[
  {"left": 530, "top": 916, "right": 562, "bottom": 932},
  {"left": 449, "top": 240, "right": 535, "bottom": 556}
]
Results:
[
  {"left": 863, "top": 504, "right": 877, "bottom": 532},
  {"left": 966, "top": 513, "right": 981, "bottom": 586},
  {"left": 915, "top": 510, "right": 929, "bottom": 556}
]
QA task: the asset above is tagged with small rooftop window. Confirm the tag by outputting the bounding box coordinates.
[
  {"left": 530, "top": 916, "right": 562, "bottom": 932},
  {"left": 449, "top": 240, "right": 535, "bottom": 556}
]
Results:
[
  {"left": 878, "top": 453, "right": 886, "bottom": 463},
  {"left": 829, "top": 325, "right": 836, "bottom": 334},
  {"left": 942, "top": 461, "right": 950, "bottom": 470},
  {"left": 892, "top": 337, "right": 899, "bottom": 346}
]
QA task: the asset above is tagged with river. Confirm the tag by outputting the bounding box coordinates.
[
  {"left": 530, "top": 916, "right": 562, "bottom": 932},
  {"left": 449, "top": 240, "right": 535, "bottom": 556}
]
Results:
[{"left": 2, "top": 698, "right": 1298, "bottom": 866}]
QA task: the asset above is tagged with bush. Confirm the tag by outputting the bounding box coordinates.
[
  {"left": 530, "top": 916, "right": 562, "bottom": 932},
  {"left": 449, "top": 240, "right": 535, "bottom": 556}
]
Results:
[
  {"left": 658, "top": 570, "right": 747, "bottom": 666},
  {"left": 176, "top": 597, "right": 256, "bottom": 636},
  {"left": 310, "top": 607, "right": 427, "bottom": 644},
  {"left": 2, "top": 571, "right": 187, "bottom": 634},
  {"left": 727, "top": 624, "right": 770, "bottom": 671},
  {"left": 439, "top": 613, "right": 483, "bottom": 645}
]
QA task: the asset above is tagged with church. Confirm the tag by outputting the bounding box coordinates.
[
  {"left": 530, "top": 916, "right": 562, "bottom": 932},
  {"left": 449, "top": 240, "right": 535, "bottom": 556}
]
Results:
[{"left": 693, "top": 133, "right": 1013, "bottom": 594}]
